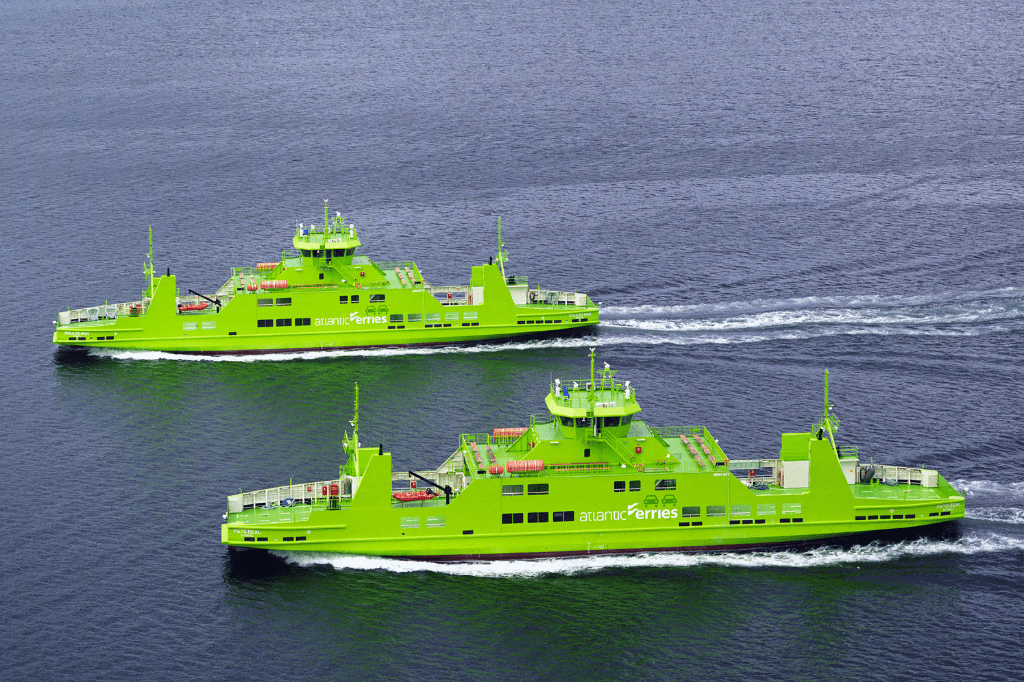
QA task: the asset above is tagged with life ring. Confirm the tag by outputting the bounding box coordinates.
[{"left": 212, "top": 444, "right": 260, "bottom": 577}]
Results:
[
  {"left": 529, "top": 291, "right": 537, "bottom": 302},
  {"left": 637, "top": 463, "right": 645, "bottom": 473}
]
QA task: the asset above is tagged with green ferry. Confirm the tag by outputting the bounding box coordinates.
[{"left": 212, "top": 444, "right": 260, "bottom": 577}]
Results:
[
  {"left": 221, "top": 353, "right": 965, "bottom": 560},
  {"left": 53, "top": 204, "right": 599, "bottom": 353}
]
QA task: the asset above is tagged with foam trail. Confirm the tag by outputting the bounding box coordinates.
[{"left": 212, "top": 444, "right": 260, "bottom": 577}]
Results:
[
  {"left": 599, "top": 287, "right": 1024, "bottom": 318},
  {"left": 275, "top": 533, "right": 1024, "bottom": 577},
  {"left": 951, "top": 480, "right": 1024, "bottom": 500},
  {"left": 966, "top": 508, "right": 1024, "bottom": 525}
]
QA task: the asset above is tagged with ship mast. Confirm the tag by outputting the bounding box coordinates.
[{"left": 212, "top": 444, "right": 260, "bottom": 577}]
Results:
[
  {"left": 813, "top": 368, "right": 840, "bottom": 440},
  {"left": 496, "top": 216, "right": 508, "bottom": 280},
  {"left": 144, "top": 226, "right": 155, "bottom": 297}
]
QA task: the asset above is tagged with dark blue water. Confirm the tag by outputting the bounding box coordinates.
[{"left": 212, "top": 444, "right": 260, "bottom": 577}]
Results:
[{"left": 4, "top": 0, "right": 1024, "bottom": 679}]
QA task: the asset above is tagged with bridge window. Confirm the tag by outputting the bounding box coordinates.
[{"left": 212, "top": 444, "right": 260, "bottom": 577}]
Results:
[
  {"left": 602, "top": 416, "right": 620, "bottom": 427},
  {"left": 575, "top": 417, "right": 591, "bottom": 428},
  {"left": 560, "top": 416, "right": 573, "bottom": 427}
]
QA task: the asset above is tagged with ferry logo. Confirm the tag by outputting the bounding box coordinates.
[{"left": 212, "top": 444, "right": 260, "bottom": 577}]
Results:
[
  {"left": 628, "top": 502, "right": 679, "bottom": 521},
  {"left": 314, "top": 311, "right": 387, "bottom": 327},
  {"left": 578, "top": 503, "right": 679, "bottom": 523}
]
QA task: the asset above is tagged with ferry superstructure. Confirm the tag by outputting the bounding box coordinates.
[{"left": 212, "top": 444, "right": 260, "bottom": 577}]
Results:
[
  {"left": 53, "top": 204, "right": 599, "bottom": 353},
  {"left": 221, "top": 353, "right": 965, "bottom": 560}
]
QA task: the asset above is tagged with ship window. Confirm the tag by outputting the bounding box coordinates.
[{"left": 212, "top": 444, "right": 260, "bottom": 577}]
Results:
[
  {"left": 528, "top": 512, "right": 549, "bottom": 523},
  {"left": 426, "top": 516, "right": 445, "bottom": 528},
  {"left": 183, "top": 322, "right": 198, "bottom": 331},
  {"left": 563, "top": 511, "right": 574, "bottom": 521},
  {"left": 575, "top": 417, "right": 591, "bottom": 428},
  {"left": 527, "top": 484, "right": 549, "bottom": 495},
  {"left": 604, "top": 416, "right": 621, "bottom": 428},
  {"left": 757, "top": 504, "right": 776, "bottom": 516},
  {"left": 614, "top": 481, "right": 626, "bottom": 492},
  {"left": 707, "top": 505, "right": 726, "bottom": 517},
  {"left": 390, "top": 314, "right": 403, "bottom": 323},
  {"left": 400, "top": 517, "right": 420, "bottom": 529},
  {"left": 302, "top": 250, "right": 311, "bottom": 257},
  {"left": 560, "top": 416, "right": 573, "bottom": 427},
  {"left": 679, "top": 506, "right": 700, "bottom": 518},
  {"left": 257, "top": 319, "right": 273, "bottom": 328},
  {"left": 257, "top": 298, "right": 273, "bottom": 307},
  {"left": 295, "top": 318, "right": 311, "bottom": 326},
  {"left": 621, "top": 415, "right": 633, "bottom": 426},
  {"left": 502, "top": 513, "right": 513, "bottom": 524},
  {"left": 629, "top": 480, "right": 641, "bottom": 492},
  {"left": 464, "top": 311, "right": 478, "bottom": 320},
  {"left": 351, "top": 295, "right": 359, "bottom": 303},
  {"left": 654, "top": 479, "right": 676, "bottom": 491},
  {"left": 512, "top": 513, "right": 523, "bottom": 524},
  {"left": 445, "top": 312, "right": 459, "bottom": 321},
  {"left": 202, "top": 321, "right": 216, "bottom": 330},
  {"left": 275, "top": 298, "right": 291, "bottom": 306},
  {"left": 502, "top": 485, "right": 523, "bottom": 496},
  {"left": 426, "top": 313, "right": 441, "bottom": 321},
  {"left": 370, "top": 294, "right": 385, "bottom": 302},
  {"left": 781, "top": 503, "right": 802, "bottom": 515},
  {"left": 731, "top": 504, "right": 751, "bottom": 517},
  {"left": 408, "top": 313, "right": 422, "bottom": 322},
  {"left": 339, "top": 295, "right": 348, "bottom": 304},
  {"left": 276, "top": 318, "right": 292, "bottom": 327}
]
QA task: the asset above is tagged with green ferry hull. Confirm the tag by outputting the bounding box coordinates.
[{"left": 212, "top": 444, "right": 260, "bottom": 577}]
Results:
[
  {"left": 54, "top": 209, "right": 599, "bottom": 353},
  {"left": 222, "top": 361, "right": 964, "bottom": 561},
  {"left": 222, "top": 471, "right": 963, "bottom": 561}
]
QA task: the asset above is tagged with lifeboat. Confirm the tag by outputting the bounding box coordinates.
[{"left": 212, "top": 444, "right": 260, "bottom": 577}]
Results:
[
  {"left": 177, "top": 302, "right": 209, "bottom": 312},
  {"left": 392, "top": 489, "right": 438, "bottom": 502},
  {"left": 506, "top": 459, "right": 544, "bottom": 473},
  {"left": 493, "top": 427, "right": 529, "bottom": 439}
]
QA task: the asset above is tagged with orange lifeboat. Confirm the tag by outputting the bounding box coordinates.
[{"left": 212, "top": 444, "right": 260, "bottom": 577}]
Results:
[
  {"left": 177, "top": 302, "right": 209, "bottom": 312},
  {"left": 392, "top": 490, "right": 438, "bottom": 502}
]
